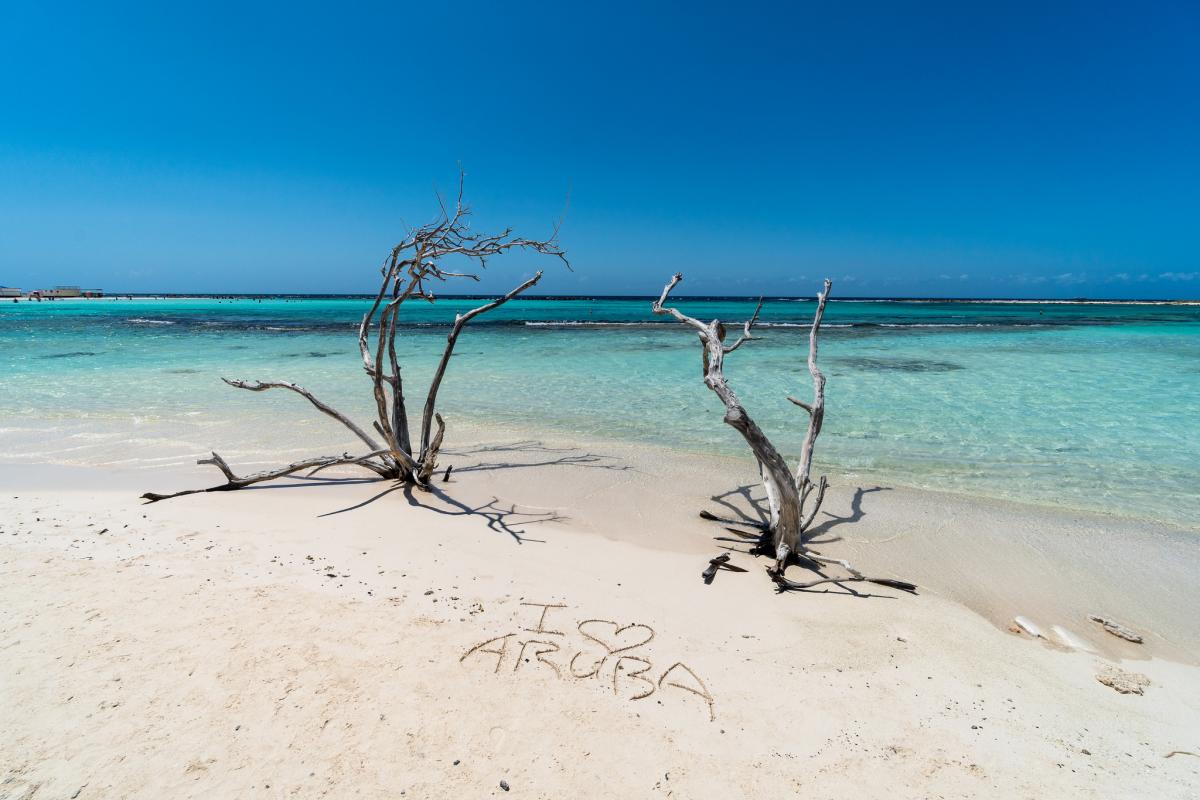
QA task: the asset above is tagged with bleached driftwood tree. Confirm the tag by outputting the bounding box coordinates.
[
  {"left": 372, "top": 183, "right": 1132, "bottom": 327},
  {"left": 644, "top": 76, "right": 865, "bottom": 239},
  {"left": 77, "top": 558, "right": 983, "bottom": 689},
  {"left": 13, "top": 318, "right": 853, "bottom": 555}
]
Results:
[
  {"left": 652, "top": 274, "right": 915, "bottom": 593},
  {"left": 143, "top": 178, "right": 567, "bottom": 502}
]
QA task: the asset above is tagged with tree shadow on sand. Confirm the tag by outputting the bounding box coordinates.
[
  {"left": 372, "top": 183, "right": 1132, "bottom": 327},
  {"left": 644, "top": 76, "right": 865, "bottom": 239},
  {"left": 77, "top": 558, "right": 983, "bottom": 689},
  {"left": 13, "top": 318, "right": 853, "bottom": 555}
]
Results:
[
  {"left": 708, "top": 483, "right": 772, "bottom": 529},
  {"left": 302, "top": 474, "right": 568, "bottom": 544},
  {"left": 221, "top": 440, "right": 615, "bottom": 540},
  {"left": 308, "top": 477, "right": 567, "bottom": 543},
  {"left": 803, "top": 485, "right": 893, "bottom": 544},
  {"left": 708, "top": 483, "right": 891, "bottom": 541},
  {"left": 400, "top": 483, "right": 566, "bottom": 543},
  {"left": 442, "top": 440, "right": 635, "bottom": 476},
  {"left": 705, "top": 482, "right": 899, "bottom": 597}
]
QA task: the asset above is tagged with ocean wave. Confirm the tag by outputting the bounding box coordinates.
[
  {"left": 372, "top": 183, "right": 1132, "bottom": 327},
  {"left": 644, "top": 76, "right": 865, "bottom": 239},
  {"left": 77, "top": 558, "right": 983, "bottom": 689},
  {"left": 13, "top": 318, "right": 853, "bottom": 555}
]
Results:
[
  {"left": 56, "top": 307, "right": 1192, "bottom": 336},
  {"left": 876, "top": 322, "right": 1048, "bottom": 328},
  {"left": 830, "top": 298, "right": 1200, "bottom": 306},
  {"left": 524, "top": 321, "right": 656, "bottom": 327},
  {"left": 521, "top": 320, "right": 1047, "bottom": 329},
  {"left": 758, "top": 322, "right": 853, "bottom": 328},
  {"left": 522, "top": 320, "right": 859, "bottom": 329}
]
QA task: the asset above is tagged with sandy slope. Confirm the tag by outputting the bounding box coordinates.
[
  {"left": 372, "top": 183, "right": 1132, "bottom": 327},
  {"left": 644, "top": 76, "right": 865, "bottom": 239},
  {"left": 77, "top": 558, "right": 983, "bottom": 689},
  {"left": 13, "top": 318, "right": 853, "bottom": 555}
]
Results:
[{"left": 2, "top": 438, "right": 1198, "bottom": 799}]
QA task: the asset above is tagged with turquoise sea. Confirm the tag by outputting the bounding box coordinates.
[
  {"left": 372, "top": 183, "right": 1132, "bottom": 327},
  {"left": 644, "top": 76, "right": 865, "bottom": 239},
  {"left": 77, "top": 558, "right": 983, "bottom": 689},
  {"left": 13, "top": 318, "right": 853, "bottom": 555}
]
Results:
[{"left": 2, "top": 295, "right": 1198, "bottom": 529}]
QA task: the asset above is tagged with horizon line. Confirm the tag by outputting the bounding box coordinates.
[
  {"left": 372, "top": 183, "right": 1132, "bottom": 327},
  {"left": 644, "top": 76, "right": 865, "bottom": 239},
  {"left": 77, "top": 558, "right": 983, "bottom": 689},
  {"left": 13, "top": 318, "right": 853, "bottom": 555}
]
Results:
[{"left": 15, "top": 292, "right": 1200, "bottom": 304}]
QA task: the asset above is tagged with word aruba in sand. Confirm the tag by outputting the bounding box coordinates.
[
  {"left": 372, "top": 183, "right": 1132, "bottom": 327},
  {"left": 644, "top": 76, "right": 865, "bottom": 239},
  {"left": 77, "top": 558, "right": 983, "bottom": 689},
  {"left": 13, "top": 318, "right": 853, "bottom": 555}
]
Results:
[{"left": 460, "top": 601, "right": 716, "bottom": 721}]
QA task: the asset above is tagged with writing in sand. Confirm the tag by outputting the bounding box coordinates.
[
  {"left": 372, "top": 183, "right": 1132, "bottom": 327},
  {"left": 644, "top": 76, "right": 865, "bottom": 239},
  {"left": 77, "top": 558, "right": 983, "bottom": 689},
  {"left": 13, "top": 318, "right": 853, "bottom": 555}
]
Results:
[{"left": 460, "top": 601, "right": 716, "bottom": 721}]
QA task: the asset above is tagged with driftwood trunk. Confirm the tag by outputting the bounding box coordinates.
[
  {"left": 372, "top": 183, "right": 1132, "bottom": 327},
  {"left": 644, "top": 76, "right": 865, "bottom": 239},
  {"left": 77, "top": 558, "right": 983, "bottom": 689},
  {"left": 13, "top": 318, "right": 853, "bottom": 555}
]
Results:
[
  {"left": 144, "top": 176, "right": 567, "bottom": 502},
  {"left": 653, "top": 274, "right": 914, "bottom": 594}
]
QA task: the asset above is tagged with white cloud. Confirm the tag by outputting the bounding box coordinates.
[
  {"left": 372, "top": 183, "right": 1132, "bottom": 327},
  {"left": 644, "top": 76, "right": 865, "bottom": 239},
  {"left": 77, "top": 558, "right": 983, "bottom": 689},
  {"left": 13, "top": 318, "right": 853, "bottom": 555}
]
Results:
[{"left": 1052, "top": 272, "right": 1088, "bottom": 286}]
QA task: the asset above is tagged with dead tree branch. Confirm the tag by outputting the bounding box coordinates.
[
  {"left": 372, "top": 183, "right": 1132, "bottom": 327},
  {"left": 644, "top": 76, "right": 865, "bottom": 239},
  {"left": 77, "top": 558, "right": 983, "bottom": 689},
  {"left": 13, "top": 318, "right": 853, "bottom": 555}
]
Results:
[
  {"left": 141, "top": 450, "right": 392, "bottom": 502},
  {"left": 145, "top": 173, "right": 567, "bottom": 502},
  {"left": 222, "top": 379, "right": 386, "bottom": 457},
  {"left": 654, "top": 274, "right": 915, "bottom": 595},
  {"left": 418, "top": 272, "right": 543, "bottom": 466},
  {"left": 793, "top": 280, "right": 831, "bottom": 508}
]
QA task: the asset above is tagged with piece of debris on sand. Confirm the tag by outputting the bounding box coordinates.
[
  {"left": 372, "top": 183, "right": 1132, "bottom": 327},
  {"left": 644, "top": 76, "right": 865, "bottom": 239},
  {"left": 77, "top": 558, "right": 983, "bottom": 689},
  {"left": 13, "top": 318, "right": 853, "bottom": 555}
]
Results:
[
  {"left": 1096, "top": 665, "right": 1150, "bottom": 695},
  {"left": 1010, "top": 616, "right": 1045, "bottom": 639},
  {"left": 1088, "top": 615, "right": 1143, "bottom": 643}
]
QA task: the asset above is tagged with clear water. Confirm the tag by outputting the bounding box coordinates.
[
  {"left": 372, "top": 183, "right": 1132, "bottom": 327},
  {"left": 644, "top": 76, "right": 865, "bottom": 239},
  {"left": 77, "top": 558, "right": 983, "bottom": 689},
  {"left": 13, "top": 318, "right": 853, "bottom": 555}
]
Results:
[{"left": 2, "top": 295, "right": 1198, "bottom": 529}]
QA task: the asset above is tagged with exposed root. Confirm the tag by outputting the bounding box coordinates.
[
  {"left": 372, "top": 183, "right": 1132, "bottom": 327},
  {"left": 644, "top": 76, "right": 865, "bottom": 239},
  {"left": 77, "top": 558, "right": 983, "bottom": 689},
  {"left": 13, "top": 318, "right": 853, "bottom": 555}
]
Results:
[
  {"left": 768, "top": 548, "right": 917, "bottom": 593},
  {"left": 768, "top": 568, "right": 918, "bottom": 593}
]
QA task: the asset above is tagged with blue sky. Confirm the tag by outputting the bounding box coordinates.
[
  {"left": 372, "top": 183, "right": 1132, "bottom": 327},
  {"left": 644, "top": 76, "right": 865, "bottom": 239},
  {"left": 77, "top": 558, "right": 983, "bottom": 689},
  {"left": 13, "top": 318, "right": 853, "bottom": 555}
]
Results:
[{"left": 1, "top": 1, "right": 1197, "bottom": 297}]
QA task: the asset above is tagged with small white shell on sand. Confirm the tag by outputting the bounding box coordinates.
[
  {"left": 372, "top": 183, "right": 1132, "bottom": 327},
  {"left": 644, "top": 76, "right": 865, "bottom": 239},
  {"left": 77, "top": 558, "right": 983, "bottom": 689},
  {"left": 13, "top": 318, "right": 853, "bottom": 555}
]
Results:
[
  {"left": 1013, "top": 616, "right": 1045, "bottom": 639},
  {"left": 1051, "top": 625, "right": 1096, "bottom": 652}
]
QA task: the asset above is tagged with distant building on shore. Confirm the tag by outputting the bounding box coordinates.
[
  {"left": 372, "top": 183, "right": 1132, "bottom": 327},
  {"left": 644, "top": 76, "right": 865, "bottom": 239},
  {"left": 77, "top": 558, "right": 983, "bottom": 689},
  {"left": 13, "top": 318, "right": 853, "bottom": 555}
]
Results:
[
  {"left": 41, "top": 286, "right": 83, "bottom": 298},
  {"left": 27, "top": 285, "right": 102, "bottom": 299},
  {"left": 6, "top": 285, "right": 104, "bottom": 300}
]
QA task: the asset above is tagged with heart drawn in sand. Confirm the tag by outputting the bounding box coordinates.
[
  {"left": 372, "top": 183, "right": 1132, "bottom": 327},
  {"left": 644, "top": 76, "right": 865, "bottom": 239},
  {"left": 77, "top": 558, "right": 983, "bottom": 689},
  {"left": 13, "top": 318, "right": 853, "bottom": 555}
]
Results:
[{"left": 576, "top": 619, "right": 656, "bottom": 654}]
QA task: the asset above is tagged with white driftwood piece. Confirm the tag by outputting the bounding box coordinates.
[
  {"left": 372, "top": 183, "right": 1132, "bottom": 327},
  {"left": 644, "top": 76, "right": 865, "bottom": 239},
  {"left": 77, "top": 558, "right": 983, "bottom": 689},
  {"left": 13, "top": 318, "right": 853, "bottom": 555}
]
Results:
[
  {"left": 653, "top": 274, "right": 915, "bottom": 594},
  {"left": 144, "top": 175, "right": 567, "bottom": 502},
  {"left": 1088, "top": 615, "right": 1144, "bottom": 643}
]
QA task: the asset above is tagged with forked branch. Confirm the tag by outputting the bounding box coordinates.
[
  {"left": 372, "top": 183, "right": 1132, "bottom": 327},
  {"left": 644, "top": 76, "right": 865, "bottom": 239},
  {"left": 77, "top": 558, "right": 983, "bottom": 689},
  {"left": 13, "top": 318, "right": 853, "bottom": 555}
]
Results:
[
  {"left": 652, "top": 273, "right": 803, "bottom": 571},
  {"left": 655, "top": 274, "right": 915, "bottom": 596},
  {"left": 145, "top": 173, "right": 568, "bottom": 502}
]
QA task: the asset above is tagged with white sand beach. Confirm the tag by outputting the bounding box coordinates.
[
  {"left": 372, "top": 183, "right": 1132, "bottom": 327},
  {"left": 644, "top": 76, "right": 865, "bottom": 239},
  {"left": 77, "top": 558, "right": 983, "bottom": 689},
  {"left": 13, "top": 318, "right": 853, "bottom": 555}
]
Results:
[
  {"left": 3, "top": 435, "right": 1198, "bottom": 798},
  {"left": 6, "top": 1, "right": 1200, "bottom": 797}
]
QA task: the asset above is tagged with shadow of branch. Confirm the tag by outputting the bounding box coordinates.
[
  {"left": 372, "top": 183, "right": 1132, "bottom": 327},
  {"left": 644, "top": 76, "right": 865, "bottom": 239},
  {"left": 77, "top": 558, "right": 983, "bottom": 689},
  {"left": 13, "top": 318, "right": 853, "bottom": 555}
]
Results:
[
  {"left": 317, "top": 482, "right": 405, "bottom": 517},
  {"left": 444, "top": 440, "right": 634, "bottom": 475},
  {"left": 803, "top": 485, "right": 892, "bottom": 543},
  {"left": 708, "top": 483, "right": 771, "bottom": 527},
  {"left": 401, "top": 483, "right": 567, "bottom": 543},
  {"left": 706, "top": 481, "right": 907, "bottom": 598}
]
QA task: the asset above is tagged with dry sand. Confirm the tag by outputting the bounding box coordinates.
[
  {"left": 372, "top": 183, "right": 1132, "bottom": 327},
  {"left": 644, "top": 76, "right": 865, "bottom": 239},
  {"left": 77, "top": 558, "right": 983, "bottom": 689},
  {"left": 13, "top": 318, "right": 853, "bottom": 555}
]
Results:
[{"left": 2, "top": 435, "right": 1199, "bottom": 798}]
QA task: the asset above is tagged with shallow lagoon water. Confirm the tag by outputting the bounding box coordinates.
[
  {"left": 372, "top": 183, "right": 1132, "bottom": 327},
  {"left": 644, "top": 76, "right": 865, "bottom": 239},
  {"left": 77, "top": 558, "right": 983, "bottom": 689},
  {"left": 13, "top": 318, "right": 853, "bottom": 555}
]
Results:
[{"left": 2, "top": 295, "right": 1198, "bottom": 529}]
